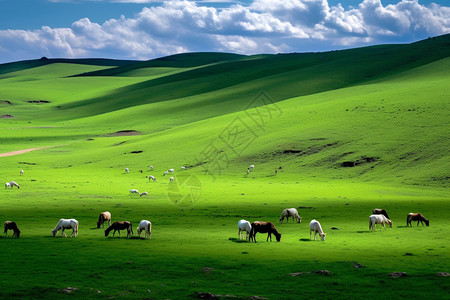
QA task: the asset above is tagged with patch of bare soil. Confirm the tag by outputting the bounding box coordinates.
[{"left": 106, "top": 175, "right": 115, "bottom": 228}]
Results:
[{"left": 106, "top": 130, "right": 142, "bottom": 137}]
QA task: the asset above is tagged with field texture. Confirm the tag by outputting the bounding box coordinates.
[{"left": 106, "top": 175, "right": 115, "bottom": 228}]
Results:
[{"left": 0, "top": 35, "right": 449, "bottom": 299}]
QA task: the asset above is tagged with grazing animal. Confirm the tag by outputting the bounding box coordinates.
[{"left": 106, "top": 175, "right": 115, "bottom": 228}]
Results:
[
  {"left": 52, "top": 219, "right": 79, "bottom": 237},
  {"left": 181, "top": 166, "right": 187, "bottom": 170},
  {"left": 148, "top": 175, "right": 156, "bottom": 182},
  {"left": 249, "top": 221, "right": 281, "bottom": 243},
  {"left": 237, "top": 219, "right": 252, "bottom": 240},
  {"left": 169, "top": 176, "right": 174, "bottom": 182},
  {"left": 407, "top": 213, "right": 429, "bottom": 227},
  {"left": 248, "top": 165, "right": 255, "bottom": 171},
  {"left": 20, "top": 170, "right": 24, "bottom": 176},
  {"left": 97, "top": 211, "right": 111, "bottom": 229},
  {"left": 4, "top": 221, "right": 20, "bottom": 238},
  {"left": 137, "top": 220, "right": 152, "bottom": 239},
  {"left": 5, "top": 181, "right": 20, "bottom": 189},
  {"left": 369, "top": 214, "right": 392, "bottom": 231},
  {"left": 139, "top": 169, "right": 143, "bottom": 173},
  {"left": 125, "top": 168, "right": 129, "bottom": 174},
  {"left": 309, "top": 219, "right": 327, "bottom": 241},
  {"left": 372, "top": 208, "right": 390, "bottom": 220},
  {"left": 140, "top": 191, "right": 148, "bottom": 197},
  {"left": 279, "top": 208, "right": 302, "bottom": 224},
  {"left": 163, "top": 171, "right": 169, "bottom": 176},
  {"left": 105, "top": 221, "right": 133, "bottom": 237},
  {"left": 149, "top": 165, "right": 154, "bottom": 171},
  {"left": 246, "top": 169, "right": 250, "bottom": 175},
  {"left": 169, "top": 168, "right": 175, "bottom": 173},
  {"left": 129, "top": 189, "right": 140, "bottom": 194}
]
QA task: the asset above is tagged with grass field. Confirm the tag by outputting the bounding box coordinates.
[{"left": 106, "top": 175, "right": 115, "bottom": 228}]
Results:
[{"left": 0, "top": 35, "right": 449, "bottom": 299}]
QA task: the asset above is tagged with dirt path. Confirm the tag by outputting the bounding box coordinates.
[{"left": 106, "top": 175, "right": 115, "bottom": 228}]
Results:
[{"left": 0, "top": 146, "right": 55, "bottom": 157}]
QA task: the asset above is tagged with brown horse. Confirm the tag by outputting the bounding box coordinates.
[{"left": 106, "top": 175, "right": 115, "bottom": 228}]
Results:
[
  {"left": 372, "top": 208, "right": 390, "bottom": 220},
  {"left": 97, "top": 211, "right": 111, "bottom": 229},
  {"left": 4, "top": 221, "right": 20, "bottom": 238},
  {"left": 407, "top": 213, "right": 429, "bottom": 227},
  {"left": 105, "top": 221, "right": 133, "bottom": 237},
  {"left": 249, "top": 221, "right": 281, "bottom": 243}
]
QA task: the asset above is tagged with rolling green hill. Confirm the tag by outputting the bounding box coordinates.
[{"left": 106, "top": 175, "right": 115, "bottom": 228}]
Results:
[{"left": 0, "top": 35, "right": 449, "bottom": 299}]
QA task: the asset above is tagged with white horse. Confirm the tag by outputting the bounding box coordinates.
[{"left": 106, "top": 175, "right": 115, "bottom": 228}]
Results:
[
  {"left": 137, "top": 220, "right": 152, "bottom": 239},
  {"left": 309, "top": 219, "right": 326, "bottom": 241},
  {"left": 279, "top": 208, "right": 302, "bottom": 223},
  {"left": 140, "top": 191, "right": 148, "bottom": 197},
  {"left": 369, "top": 214, "right": 392, "bottom": 231},
  {"left": 148, "top": 175, "right": 156, "bottom": 182},
  {"left": 125, "top": 168, "right": 129, "bottom": 173},
  {"left": 237, "top": 219, "right": 252, "bottom": 240},
  {"left": 170, "top": 176, "right": 174, "bottom": 182},
  {"left": 52, "top": 219, "right": 79, "bottom": 237},
  {"left": 5, "top": 181, "right": 20, "bottom": 189},
  {"left": 129, "top": 189, "right": 140, "bottom": 194}
]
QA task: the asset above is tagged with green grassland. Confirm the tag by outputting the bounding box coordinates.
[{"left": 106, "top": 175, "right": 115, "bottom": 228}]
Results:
[{"left": 0, "top": 35, "right": 449, "bottom": 299}]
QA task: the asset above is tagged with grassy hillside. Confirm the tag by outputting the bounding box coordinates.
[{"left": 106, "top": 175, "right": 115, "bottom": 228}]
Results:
[{"left": 0, "top": 35, "right": 449, "bottom": 299}]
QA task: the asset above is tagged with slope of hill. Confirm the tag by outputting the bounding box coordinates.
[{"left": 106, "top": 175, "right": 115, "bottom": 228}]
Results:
[{"left": 0, "top": 34, "right": 449, "bottom": 187}]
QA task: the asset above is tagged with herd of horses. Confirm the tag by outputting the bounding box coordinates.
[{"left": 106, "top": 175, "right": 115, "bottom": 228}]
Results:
[
  {"left": 236, "top": 208, "right": 430, "bottom": 243},
  {"left": 3, "top": 211, "right": 152, "bottom": 239},
  {"left": 2, "top": 208, "right": 430, "bottom": 240}
]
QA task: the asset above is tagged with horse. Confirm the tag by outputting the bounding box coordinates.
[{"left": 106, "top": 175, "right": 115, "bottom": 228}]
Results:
[
  {"left": 237, "top": 219, "right": 252, "bottom": 240},
  {"left": 52, "top": 219, "right": 79, "bottom": 237},
  {"left": 137, "top": 220, "right": 152, "bottom": 239},
  {"left": 5, "top": 181, "right": 20, "bottom": 189},
  {"left": 309, "top": 219, "right": 326, "bottom": 241},
  {"left": 369, "top": 214, "right": 392, "bottom": 231},
  {"left": 279, "top": 208, "right": 302, "bottom": 224},
  {"left": 97, "top": 211, "right": 111, "bottom": 229},
  {"left": 407, "top": 213, "right": 429, "bottom": 227},
  {"left": 4, "top": 221, "right": 20, "bottom": 238},
  {"left": 105, "top": 221, "right": 133, "bottom": 237},
  {"left": 372, "top": 208, "right": 390, "bottom": 220},
  {"left": 249, "top": 221, "right": 281, "bottom": 243}
]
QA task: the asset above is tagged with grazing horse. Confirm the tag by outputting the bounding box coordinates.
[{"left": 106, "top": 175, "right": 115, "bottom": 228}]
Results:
[
  {"left": 407, "top": 213, "right": 429, "bottom": 227},
  {"left": 5, "top": 181, "right": 20, "bottom": 189},
  {"left": 369, "top": 214, "right": 392, "bottom": 231},
  {"left": 4, "top": 221, "right": 20, "bottom": 238},
  {"left": 137, "top": 220, "right": 152, "bottom": 239},
  {"left": 249, "top": 221, "right": 281, "bottom": 243},
  {"left": 279, "top": 208, "right": 302, "bottom": 224},
  {"left": 372, "top": 208, "right": 390, "bottom": 220},
  {"left": 309, "top": 219, "right": 327, "bottom": 241},
  {"left": 97, "top": 211, "right": 111, "bottom": 229},
  {"left": 237, "top": 219, "right": 252, "bottom": 240},
  {"left": 105, "top": 221, "right": 133, "bottom": 237},
  {"left": 52, "top": 219, "right": 79, "bottom": 237}
]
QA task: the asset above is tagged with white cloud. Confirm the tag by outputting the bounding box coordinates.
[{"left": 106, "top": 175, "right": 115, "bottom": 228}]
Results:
[{"left": 0, "top": 0, "right": 449, "bottom": 63}]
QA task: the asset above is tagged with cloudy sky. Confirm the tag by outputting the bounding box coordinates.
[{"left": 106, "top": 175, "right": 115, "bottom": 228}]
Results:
[{"left": 0, "top": 0, "right": 449, "bottom": 63}]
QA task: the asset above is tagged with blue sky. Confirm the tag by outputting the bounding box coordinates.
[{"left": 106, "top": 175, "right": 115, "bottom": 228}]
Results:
[{"left": 0, "top": 0, "right": 449, "bottom": 63}]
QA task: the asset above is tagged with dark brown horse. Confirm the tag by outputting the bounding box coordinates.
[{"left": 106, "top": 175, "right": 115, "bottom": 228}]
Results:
[
  {"left": 372, "top": 208, "right": 390, "bottom": 220},
  {"left": 105, "top": 221, "right": 133, "bottom": 237},
  {"left": 4, "top": 221, "right": 20, "bottom": 238},
  {"left": 249, "top": 221, "right": 281, "bottom": 243},
  {"left": 407, "top": 213, "right": 429, "bottom": 227}
]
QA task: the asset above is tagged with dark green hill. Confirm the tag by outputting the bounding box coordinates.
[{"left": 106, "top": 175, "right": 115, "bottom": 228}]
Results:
[{"left": 58, "top": 34, "right": 450, "bottom": 118}]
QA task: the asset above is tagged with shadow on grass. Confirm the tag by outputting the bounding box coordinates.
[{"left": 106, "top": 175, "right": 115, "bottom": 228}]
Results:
[
  {"left": 229, "top": 237, "right": 250, "bottom": 243},
  {"left": 299, "top": 238, "right": 311, "bottom": 242}
]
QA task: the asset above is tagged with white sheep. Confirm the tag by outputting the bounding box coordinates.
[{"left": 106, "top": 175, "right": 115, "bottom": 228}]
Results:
[
  {"left": 129, "top": 189, "right": 139, "bottom": 194},
  {"left": 140, "top": 191, "right": 148, "bottom": 197},
  {"left": 169, "top": 176, "right": 174, "bottom": 182}
]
